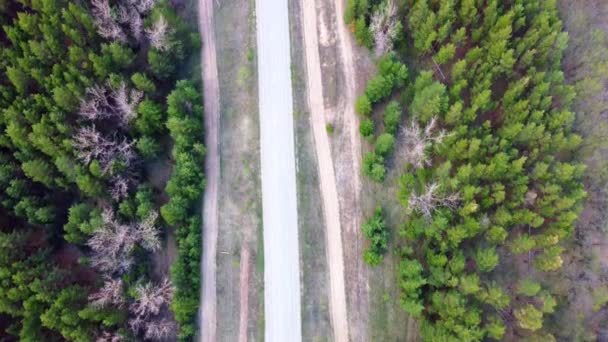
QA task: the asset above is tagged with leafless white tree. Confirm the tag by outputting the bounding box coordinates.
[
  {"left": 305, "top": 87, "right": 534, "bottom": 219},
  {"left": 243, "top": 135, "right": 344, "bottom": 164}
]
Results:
[
  {"left": 146, "top": 15, "right": 173, "bottom": 51},
  {"left": 112, "top": 82, "right": 143, "bottom": 127},
  {"left": 370, "top": 0, "right": 399, "bottom": 56},
  {"left": 116, "top": 4, "right": 144, "bottom": 42},
  {"left": 79, "top": 85, "right": 112, "bottom": 121},
  {"left": 135, "top": 211, "right": 161, "bottom": 252},
  {"left": 96, "top": 330, "right": 123, "bottom": 342},
  {"left": 401, "top": 117, "right": 447, "bottom": 170},
  {"left": 89, "top": 277, "right": 125, "bottom": 308},
  {"left": 408, "top": 182, "right": 459, "bottom": 220},
  {"left": 73, "top": 126, "right": 137, "bottom": 174},
  {"left": 92, "top": 0, "right": 157, "bottom": 44},
  {"left": 130, "top": 279, "right": 173, "bottom": 318},
  {"left": 80, "top": 82, "right": 142, "bottom": 127},
  {"left": 128, "top": 0, "right": 157, "bottom": 14},
  {"left": 87, "top": 208, "right": 161, "bottom": 273},
  {"left": 143, "top": 318, "right": 176, "bottom": 340},
  {"left": 91, "top": 0, "right": 127, "bottom": 42},
  {"left": 109, "top": 175, "right": 131, "bottom": 201},
  {"left": 88, "top": 208, "right": 138, "bottom": 273}
]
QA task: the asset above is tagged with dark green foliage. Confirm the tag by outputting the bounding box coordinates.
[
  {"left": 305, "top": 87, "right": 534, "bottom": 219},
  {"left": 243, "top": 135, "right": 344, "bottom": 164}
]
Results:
[
  {"left": 0, "top": 0, "right": 203, "bottom": 339},
  {"left": 362, "top": 152, "right": 386, "bottom": 182},
  {"left": 364, "top": 55, "right": 408, "bottom": 104},
  {"left": 63, "top": 203, "right": 102, "bottom": 244},
  {"left": 161, "top": 80, "right": 206, "bottom": 339},
  {"left": 359, "top": 118, "right": 374, "bottom": 137},
  {"left": 131, "top": 72, "right": 157, "bottom": 93},
  {"left": 136, "top": 136, "right": 162, "bottom": 160},
  {"left": 383, "top": 101, "right": 401, "bottom": 134},
  {"left": 136, "top": 99, "right": 165, "bottom": 136},
  {"left": 361, "top": 207, "right": 389, "bottom": 266}
]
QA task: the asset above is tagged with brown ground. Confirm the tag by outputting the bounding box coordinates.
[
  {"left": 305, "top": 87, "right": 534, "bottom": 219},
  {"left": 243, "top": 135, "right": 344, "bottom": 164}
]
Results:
[
  {"left": 547, "top": 1, "right": 608, "bottom": 340},
  {"left": 198, "top": 0, "right": 220, "bottom": 337},
  {"left": 299, "top": 0, "right": 379, "bottom": 339},
  {"left": 288, "top": 0, "right": 333, "bottom": 339},
  {"left": 213, "top": 0, "right": 264, "bottom": 339},
  {"left": 300, "top": 0, "right": 349, "bottom": 339}
]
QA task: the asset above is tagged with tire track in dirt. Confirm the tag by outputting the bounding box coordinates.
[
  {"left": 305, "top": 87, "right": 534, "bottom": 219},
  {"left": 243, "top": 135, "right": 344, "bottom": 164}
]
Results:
[
  {"left": 331, "top": 0, "right": 369, "bottom": 340},
  {"left": 300, "top": 0, "right": 349, "bottom": 340},
  {"left": 238, "top": 245, "right": 250, "bottom": 342},
  {"left": 198, "top": 0, "right": 220, "bottom": 338}
]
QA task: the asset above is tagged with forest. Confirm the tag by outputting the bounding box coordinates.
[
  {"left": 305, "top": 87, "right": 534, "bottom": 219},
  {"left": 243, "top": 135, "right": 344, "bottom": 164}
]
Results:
[
  {"left": 0, "top": 0, "right": 204, "bottom": 340},
  {"left": 350, "top": 0, "right": 590, "bottom": 340}
]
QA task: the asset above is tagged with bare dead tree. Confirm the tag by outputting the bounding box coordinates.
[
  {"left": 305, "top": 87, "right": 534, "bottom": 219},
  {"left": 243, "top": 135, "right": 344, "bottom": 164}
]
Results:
[
  {"left": 80, "top": 82, "right": 142, "bottom": 127},
  {"left": 73, "top": 126, "right": 137, "bottom": 174},
  {"left": 109, "top": 175, "right": 131, "bottom": 201},
  {"left": 88, "top": 208, "right": 138, "bottom": 273},
  {"left": 87, "top": 208, "right": 160, "bottom": 273},
  {"left": 144, "top": 319, "right": 176, "bottom": 340},
  {"left": 96, "top": 330, "right": 123, "bottom": 342},
  {"left": 89, "top": 278, "right": 125, "bottom": 308},
  {"left": 91, "top": 0, "right": 127, "bottom": 42},
  {"left": 370, "top": 0, "right": 399, "bottom": 56},
  {"left": 135, "top": 211, "right": 161, "bottom": 252},
  {"left": 130, "top": 279, "right": 173, "bottom": 318},
  {"left": 146, "top": 15, "right": 172, "bottom": 51},
  {"left": 408, "top": 182, "right": 460, "bottom": 220},
  {"left": 401, "top": 117, "right": 446, "bottom": 170},
  {"left": 79, "top": 85, "right": 112, "bottom": 121},
  {"left": 128, "top": 0, "right": 157, "bottom": 14},
  {"left": 92, "top": 0, "right": 156, "bottom": 44},
  {"left": 113, "top": 82, "right": 143, "bottom": 126},
  {"left": 116, "top": 4, "right": 144, "bottom": 43}
]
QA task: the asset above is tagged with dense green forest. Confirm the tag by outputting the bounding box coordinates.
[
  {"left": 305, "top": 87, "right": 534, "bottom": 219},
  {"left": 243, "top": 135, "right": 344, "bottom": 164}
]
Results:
[
  {"left": 350, "top": 0, "right": 589, "bottom": 340},
  {"left": 0, "top": 0, "right": 204, "bottom": 340}
]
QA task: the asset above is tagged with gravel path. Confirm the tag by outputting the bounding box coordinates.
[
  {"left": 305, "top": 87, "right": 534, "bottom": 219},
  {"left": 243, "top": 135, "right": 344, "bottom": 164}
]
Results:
[
  {"left": 255, "top": 0, "right": 302, "bottom": 338},
  {"left": 300, "top": 0, "right": 349, "bottom": 339},
  {"left": 198, "top": 0, "right": 220, "bottom": 338}
]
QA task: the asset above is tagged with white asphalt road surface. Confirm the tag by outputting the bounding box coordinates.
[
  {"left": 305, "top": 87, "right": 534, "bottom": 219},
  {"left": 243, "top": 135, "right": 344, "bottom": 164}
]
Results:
[{"left": 254, "top": 0, "right": 303, "bottom": 340}]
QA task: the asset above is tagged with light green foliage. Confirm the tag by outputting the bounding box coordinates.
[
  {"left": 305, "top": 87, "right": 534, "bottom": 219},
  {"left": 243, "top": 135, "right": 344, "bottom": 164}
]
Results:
[
  {"left": 375, "top": 133, "right": 395, "bottom": 156},
  {"left": 475, "top": 247, "right": 499, "bottom": 272},
  {"left": 365, "top": 0, "right": 588, "bottom": 339},
  {"left": 359, "top": 118, "right": 374, "bottom": 137},
  {"left": 356, "top": 94, "right": 372, "bottom": 116},
  {"left": 397, "top": 258, "right": 426, "bottom": 318},
  {"left": 517, "top": 279, "right": 541, "bottom": 297},
  {"left": 410, "top": 71, "right": 448, "bottom": 122},
  {"left": 434, "top": 43, "right": 456, "bottom": 65},
  {"left": 515, "top": 304, "right": 543, "bottom": 331}
]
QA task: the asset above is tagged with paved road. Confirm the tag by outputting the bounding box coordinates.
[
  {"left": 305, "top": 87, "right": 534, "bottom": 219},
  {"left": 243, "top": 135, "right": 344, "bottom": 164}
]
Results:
[
  {"left": 198, "top": 0, "right": 220, "bottom": 338},
  {"left": 255, "top": 0, "right": 303, "bottom": 339}
]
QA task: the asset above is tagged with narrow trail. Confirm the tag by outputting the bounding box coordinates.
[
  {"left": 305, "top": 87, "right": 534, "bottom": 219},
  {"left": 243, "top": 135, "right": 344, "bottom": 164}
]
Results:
[
  {"left": 300, "top": 0, "right": 349, "bottom": 340},
  {"left": 334, "top": 0, "right": 362, "bottom": 225},
  {"left": 238, "top": 245, "right": 250, "bottom": 342},
  {"left": 198, "top": 0, "right": 220, "bottom": 338}
]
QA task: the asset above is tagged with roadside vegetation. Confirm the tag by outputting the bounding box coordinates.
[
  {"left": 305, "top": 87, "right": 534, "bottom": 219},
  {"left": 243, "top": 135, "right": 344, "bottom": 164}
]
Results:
[
  {"left": 0, "top": 0, "right": 203, "bottom": 340},
  {"left": 350, "top": 0, "right": 587, "bottom": 340}
]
